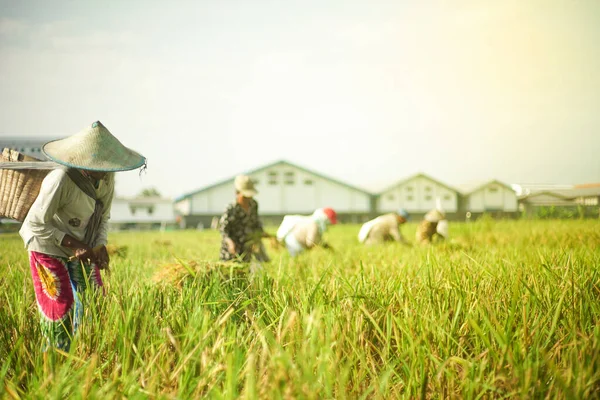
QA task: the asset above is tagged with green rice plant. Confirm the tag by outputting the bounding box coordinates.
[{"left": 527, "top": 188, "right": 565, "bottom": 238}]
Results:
[{"left": 0, "top": 220, "right": 599, "bottom": 398}]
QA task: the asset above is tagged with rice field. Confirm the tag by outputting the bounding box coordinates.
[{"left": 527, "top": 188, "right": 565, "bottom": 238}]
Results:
[{"left": 1, "top": 219, "right": 599, "bottom": 398}]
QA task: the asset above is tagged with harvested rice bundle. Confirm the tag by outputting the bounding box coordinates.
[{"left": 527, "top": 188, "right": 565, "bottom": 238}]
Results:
[
  {"left": 106, "top": 244, "right": 128, "bottom": 258},
  {"left": 153, "top": 259, "right": 249, "bottom": 288}
]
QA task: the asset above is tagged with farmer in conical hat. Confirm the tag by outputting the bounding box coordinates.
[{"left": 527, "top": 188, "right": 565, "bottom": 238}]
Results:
[
  {"left": 19, "top": 121, "right": 146, "bottom": 351},
  {"left": 415, "top": 208, "right": 448, "bottom": 244},
  {"left": 219, "top": 175, "right": 272, "bottom": 263},
  {"left": 358, "top": 208, "right": 410, "bottom": 245},
  {"left": 276, "top": 207, "right": 337, "bottom": 256}
]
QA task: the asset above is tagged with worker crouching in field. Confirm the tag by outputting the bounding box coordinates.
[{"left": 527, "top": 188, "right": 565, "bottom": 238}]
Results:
[
  {"left": 415, "top": 208, "right": 448, "bottom": 244},
  {"left": 19, "top": 121, "right": 146, "bottom": 351},
  {"left": 358, "top": 209, "right": 410, "bottom": 245},
  {"left": 219, "top": 175, "right": 271, "bottom": 263},
  {"left": 276, "top": 208, "right": 337, "bottom": 256}
]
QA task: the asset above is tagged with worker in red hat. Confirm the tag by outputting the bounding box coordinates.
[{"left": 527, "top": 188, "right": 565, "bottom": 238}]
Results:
[{"left": 276, "top": 207, "right": 337, "bottom": 256}]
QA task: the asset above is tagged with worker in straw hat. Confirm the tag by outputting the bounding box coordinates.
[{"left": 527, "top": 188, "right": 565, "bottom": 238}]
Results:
[
  {"left": 19, "top": 121, "right": 146, "bottom": 352},
  {"left": 276, "top": 207, "right": 337, "bottom": 257},
  {"left": 415, "top": 208, "right": 449, "bottom": 245},
  {"left": 219, "top": 175, "right": 272, "bottom": 263},
  {"left": 358, "top": 208, "right": 411, "bottom": 246}
]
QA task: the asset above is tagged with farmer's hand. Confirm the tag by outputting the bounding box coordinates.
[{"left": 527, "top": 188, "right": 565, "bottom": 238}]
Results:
[
  {"left": 74, "top": 247, "right": 96, "bottom": 263},
  {"left": 95, "top": 245, "right": 110, "bottom": 270},
  {"left": 225, "top": 238, "right": 236, "bottom": 255},
  {"left": 269, "top": 237, "right": 280, "bottom": 249},
  {"left": 247, "top": 231, "right": 264, "bottom": 243},
  {"left": 321, "top": 242, "right": 334, "bottom": 251}
]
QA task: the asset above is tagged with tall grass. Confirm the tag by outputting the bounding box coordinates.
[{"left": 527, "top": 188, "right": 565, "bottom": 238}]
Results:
[{"left": 1, "top": 220, "right": 599, "bottom": 398}]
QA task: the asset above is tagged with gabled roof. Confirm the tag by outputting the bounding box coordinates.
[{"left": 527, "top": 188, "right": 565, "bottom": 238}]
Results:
[
  {"left": 518, "top": 191, "right": 578, "bottom": 206},
  {"left": 114, "top": 196, "right": 174, "bottom": 204},
  {"left": 175, "top": 159, "right": 373, "bottom": 202},
  {"left": 518, "top": 191, "right": 572, "bottom": 201},
  {"left": 518, "top": 187, "right": 600, "bottom": 200},
  {"left": 378, "top": 172, "right": 460, "bottom": 195},
  {"left": 462, "top": 180, "right": 516, "bottom": 195}
]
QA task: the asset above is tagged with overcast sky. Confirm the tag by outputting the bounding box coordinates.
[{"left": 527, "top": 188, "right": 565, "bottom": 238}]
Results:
[{"left": 1, "top": 0, "right": 598, "bottom": 198}]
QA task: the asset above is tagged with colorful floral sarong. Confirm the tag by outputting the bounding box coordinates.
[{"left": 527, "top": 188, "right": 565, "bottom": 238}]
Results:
[{"left": 29, "top": 251, "right": 104, "bottom": 351}]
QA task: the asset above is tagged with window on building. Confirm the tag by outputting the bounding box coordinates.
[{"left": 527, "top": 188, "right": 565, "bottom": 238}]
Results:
[
  {"left": 387, "top": 194, "right": 395, "bottom": 201},
  {"left": 148, "top": 206, "right": 155, "bottom": 215},
  {"left": 425, "top": 186, "right": 432, "bottom": 192},
  {"left": 488, "top": 187, "right": 499, "bottom": 193},
  {"left": 405, "top": 186, "right": 414, "bottom": 192},
  {"left": 304, "top": 179, "right": 314, "bottom": 185},
  {"left": 407, "top": 195, "right": 414, "bottom": 201},
  {"left": 425, "top": 195, "right": 432, "bottom": 201},
  {"left": 268, "top": 171, "right": 278, "bottom": 185},
  {"left": 444, "top": 194, "right": 451, "bottom": 200},
  {"left": 284, "top": 171, "right": 295, "bottom": 185}
]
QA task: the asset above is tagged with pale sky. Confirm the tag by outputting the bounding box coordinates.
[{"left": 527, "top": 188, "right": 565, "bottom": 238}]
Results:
[{"left": 1, "top": 0, "right": 599, "bottom": 198}]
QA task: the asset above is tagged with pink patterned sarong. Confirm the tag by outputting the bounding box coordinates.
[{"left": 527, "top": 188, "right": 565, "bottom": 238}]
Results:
[{"left": 29, "top": 251, "right": 103, "bottom": 351}]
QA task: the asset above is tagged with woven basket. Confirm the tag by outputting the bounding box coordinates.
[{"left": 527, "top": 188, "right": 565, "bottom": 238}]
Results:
[{"left": 0, "top": 148, "right": 52, "bottom": 222}]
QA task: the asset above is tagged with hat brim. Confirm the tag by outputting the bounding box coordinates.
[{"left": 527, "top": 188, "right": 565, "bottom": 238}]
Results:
[
  {"left": 239, "top": 189, "right": 258, "bottom": 198},
  {"left": 42, "top": 139, "right": 146, "bottom": 172}
]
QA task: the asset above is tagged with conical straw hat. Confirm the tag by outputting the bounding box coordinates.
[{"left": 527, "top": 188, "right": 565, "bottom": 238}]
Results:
[{"left": 42, "top": 121, "right": 146, "bottom": 172}]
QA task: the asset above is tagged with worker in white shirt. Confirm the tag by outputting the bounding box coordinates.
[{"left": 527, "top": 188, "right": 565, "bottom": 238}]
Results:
[
  {"left": 19, "top": 121, "right": 146, "bottom": 352},
  {"left": 358, "top": 209, "right": 410, "bottom": 245},
  {"left": 276, "top": 208, "right": 338, "bottom": 256}
]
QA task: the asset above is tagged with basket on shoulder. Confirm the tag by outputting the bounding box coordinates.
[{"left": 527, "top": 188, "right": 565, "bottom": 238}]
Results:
[{"left": 0, "top": 148, "right": 57, "bottom": 222}]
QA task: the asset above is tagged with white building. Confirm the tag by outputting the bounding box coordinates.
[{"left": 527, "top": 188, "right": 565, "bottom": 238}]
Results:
[
  {"left": 109, "top": 197, "right": 177, "bottom": 230},
  {"left": 174, "top": 160, "right": 375, "bottom": 227},
  {"left": 377, "top": 173, "right": 460, "bottom": 217},
  {"left": 462, "top": 180, "right": 518, "bottom": 215},
  {"left": 518, "top": 185, "right": 600, "bottom": 218},
  {"left": 0, "top": 137, "right": 54, "bottom": 159}
]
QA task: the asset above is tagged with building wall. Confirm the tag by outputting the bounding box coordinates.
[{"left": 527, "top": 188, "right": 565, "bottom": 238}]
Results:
[
  {"left": 189, "top": 183, "right": 233, "bottom": 215},
  {"left": 521, "top": 194, "right": 574, "bottom": 207},
  {"left": 110, "top": 199, "right": 176, "bottom": 223},
  {"left": 174, "top": 198, "right": 191, "bottom": 215},
  {"left": 184, "top": 163, "right": 372, "bottom": 216},
  {"left": 466, "top": 184, "right": 518, "bottom": 212},
  {"left": 378, "top": 175, "right": 458, "bottom": 213}
]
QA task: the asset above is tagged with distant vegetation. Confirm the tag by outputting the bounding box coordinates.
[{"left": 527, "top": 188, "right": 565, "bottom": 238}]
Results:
[{"left": 137, "top": 187, "right": 162, "bottom": 198}]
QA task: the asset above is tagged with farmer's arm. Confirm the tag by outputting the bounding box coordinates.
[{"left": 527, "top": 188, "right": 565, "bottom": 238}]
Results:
[
  {"left": 220, "top": 206, "right": 237, "bottom": 254},
  {"left": 305, "top": 223, "right": 322, "bottom": 249},
  {"left": 92, "top": 173, "right": 115, "bottom": 268},
  {"left": 24, "top": 170, "right": 71, "bottom": 247},
  {"left": 61, "top": 234, "right": 95, "bottom": 261},
  {"left": 24, "top": 170, "right": 95, "bottom": 260},
  {"left": 390, "top": 226, "right": 410, "bottom": 245},
  {"left": 251, "top": 200, "right": 272, "bottom": 238}
]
